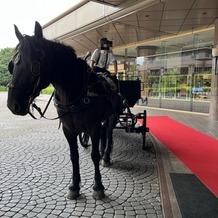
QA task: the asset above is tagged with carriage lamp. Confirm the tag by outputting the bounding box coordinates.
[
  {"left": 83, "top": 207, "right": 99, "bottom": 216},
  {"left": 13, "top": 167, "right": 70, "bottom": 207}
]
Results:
[{"left": 212, "top": 48, "right": 218, "bottom": 75}]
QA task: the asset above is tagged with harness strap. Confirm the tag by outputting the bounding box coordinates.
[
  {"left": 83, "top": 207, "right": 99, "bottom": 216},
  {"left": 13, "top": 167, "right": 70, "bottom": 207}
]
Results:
[
  {"left": 96, "top": 50, "right": 108, "bottom": 69},
  {"left": 104, "top": 53, "right": 108, "bottom": 69},
  {"left": 96, "top": 51, "right": 100, "bottom": 65}
]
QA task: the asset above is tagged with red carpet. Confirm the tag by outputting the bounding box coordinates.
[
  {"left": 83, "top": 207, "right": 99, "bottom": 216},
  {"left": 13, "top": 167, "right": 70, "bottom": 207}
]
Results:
[{"left": 145, "top": 116, "right": 218, "bottom": 197}]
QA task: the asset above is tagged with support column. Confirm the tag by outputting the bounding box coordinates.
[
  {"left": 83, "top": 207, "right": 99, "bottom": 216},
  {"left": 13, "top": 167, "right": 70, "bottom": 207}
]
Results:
[{"left": 209, "top": 19, "right": 218, "bottom": 120}]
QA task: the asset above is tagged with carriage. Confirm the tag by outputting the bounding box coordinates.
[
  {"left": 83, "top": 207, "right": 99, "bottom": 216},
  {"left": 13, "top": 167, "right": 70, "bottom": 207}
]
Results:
[{"left": 79, "top": 78, "right": 149, "bottom": 150}]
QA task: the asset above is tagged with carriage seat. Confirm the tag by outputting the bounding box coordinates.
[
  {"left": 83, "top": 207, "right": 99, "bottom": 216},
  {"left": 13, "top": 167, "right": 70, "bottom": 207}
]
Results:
[{"left": 96, "top": 72, "right": 118, "bottom": 92}]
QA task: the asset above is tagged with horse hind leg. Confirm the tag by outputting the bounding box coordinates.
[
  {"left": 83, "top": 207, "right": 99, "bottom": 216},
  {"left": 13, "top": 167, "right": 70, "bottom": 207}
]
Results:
[
  {"left": 91, "top": 134, "right": 105, "bottom": 199},
  {"left": 101, "top": 116, "right": 116, "bottom": 167},
  {"left": 101, "top": 136, "right": 113, "bottom": 167},
  {"left": 100, "top": 124, "right": 106, "bottom": 158}
]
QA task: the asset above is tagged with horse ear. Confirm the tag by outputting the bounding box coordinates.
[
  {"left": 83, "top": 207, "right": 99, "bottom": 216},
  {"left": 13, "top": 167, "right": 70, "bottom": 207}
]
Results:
[
  {"left": 14, "top": 25, "right": 23, "bottom": 42},
  {"left": 34, "top": 21, "right": 43, "bottom": 42}
]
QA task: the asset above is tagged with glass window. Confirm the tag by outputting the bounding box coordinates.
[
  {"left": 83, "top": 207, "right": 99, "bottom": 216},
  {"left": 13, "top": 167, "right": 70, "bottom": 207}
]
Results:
[{"left": 113, "top": 29, "right": 213, "bottom": 107}]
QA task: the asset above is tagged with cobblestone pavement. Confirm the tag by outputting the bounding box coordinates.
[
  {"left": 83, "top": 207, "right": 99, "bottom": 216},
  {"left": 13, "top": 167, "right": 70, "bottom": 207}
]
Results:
[{"left": 0, "top": 93, "right": 162, "bottom": 218}]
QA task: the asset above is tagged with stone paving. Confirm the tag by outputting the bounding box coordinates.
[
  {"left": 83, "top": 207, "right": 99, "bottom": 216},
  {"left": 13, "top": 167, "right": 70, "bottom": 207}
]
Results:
[{"left": 0, "top": 93, "right": 162, "bottom": 218}]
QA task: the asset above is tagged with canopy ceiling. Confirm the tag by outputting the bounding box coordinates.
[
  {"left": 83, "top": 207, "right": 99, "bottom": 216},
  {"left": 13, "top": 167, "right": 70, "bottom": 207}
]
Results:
[{"left": 45, "top": 0, "right": 218, "bottom": 56}]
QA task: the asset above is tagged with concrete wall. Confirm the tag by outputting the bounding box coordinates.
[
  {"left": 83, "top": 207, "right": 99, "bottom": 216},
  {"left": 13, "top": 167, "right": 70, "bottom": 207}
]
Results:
[{"left": 43, "top": 1, "right": 116, "bottom": 40}]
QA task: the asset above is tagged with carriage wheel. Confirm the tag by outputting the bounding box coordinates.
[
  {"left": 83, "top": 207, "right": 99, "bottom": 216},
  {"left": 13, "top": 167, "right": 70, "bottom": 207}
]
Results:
[{"left": 79, "top": 132, "right": 91, "bottom": 148}]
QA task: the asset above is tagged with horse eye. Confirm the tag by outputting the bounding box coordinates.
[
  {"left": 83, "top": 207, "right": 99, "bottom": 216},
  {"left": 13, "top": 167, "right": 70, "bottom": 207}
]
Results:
[{"left": 8, "top": 61, "right": 14, "bottom": 74}]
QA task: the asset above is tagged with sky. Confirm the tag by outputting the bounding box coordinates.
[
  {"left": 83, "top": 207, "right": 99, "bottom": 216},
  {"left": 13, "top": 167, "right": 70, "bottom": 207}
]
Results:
[{"left": 0, "top": 0, "right": 81, "bottom": 49}]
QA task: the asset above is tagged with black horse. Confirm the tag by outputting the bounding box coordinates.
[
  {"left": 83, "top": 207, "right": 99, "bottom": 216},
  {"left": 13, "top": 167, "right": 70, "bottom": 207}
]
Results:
[{"left": 7, "top": 21, "right": 122, "bottom": 199}]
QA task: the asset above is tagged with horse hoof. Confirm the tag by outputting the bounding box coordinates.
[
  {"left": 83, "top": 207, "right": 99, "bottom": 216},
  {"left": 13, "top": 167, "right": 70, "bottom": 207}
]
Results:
[
  {"left": 92, "top": 190, "right": 105, "bottom": 199},
  {"left": 101, "top": 159, "right": 112, "bottom": 167},
  {"left": 66, "top": 189, "right": 80, "bottom": 200}
]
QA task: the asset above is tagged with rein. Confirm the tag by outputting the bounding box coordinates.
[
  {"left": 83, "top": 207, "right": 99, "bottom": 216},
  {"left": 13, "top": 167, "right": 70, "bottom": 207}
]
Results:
[
  {"left": 28, "top": 74, "right": 111, "bottom": 120},
  {"left": 28, "top": 90, "right": 102, "bottom": 120},
  {"left": 19, "top": 55, "right": 115, "bottom": 121},
  {"left": 28, "top": 91, "right": 61, "bottom": 120}
]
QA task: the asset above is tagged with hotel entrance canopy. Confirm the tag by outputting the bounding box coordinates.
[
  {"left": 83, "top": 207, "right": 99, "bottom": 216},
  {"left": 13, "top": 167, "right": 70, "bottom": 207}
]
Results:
[{"left": 43, "top": 0, "right": 218, "bottom": 56}]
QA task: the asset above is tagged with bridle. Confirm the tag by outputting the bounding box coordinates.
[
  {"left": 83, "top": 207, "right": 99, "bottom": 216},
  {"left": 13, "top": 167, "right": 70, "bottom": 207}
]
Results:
[
  {"left": 8, "top": 53, "right": 56, "bottom": 120},
  {"left": 8, "top": 55, "right": 90, "bottom": 120}
]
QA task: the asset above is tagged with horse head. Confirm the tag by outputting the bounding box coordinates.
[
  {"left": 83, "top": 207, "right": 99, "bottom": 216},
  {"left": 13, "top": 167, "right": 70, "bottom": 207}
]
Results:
[{"left": 7, "top": 21, "right": 51, "bottom": 115}]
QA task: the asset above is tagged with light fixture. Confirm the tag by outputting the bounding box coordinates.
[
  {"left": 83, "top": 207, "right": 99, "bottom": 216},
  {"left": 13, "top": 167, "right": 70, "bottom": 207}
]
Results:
[{"left": 212, "top": 48, "right": 218, "bottom": 57}]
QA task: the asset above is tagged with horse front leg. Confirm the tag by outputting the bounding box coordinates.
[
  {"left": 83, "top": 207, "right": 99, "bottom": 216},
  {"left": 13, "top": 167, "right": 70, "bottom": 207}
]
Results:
[
  {"left": 91, "top": 132, "right": 105, "bottom": 199},
  {"left": 62, "top": 126, "right": 80, "bottom": 200}
]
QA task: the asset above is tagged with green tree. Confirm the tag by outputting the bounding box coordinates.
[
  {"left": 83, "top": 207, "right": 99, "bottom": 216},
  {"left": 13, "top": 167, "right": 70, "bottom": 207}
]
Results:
[{"left": 0, "top": 47, "right": 15, "bottom": 86}]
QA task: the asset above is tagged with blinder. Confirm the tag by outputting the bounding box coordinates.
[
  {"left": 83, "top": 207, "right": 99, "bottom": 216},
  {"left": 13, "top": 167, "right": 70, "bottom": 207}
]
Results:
[
  {"left": 8, "top": 61, "right": 13, "bottom": 74},
  {"left": 8, "top": 52, "right": 20, "bottom": 75}
]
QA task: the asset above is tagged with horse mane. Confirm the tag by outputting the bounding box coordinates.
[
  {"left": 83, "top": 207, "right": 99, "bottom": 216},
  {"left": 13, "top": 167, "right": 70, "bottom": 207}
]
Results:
[{"left": 17, "top": 35, "right": 78, "bottom": 65}]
